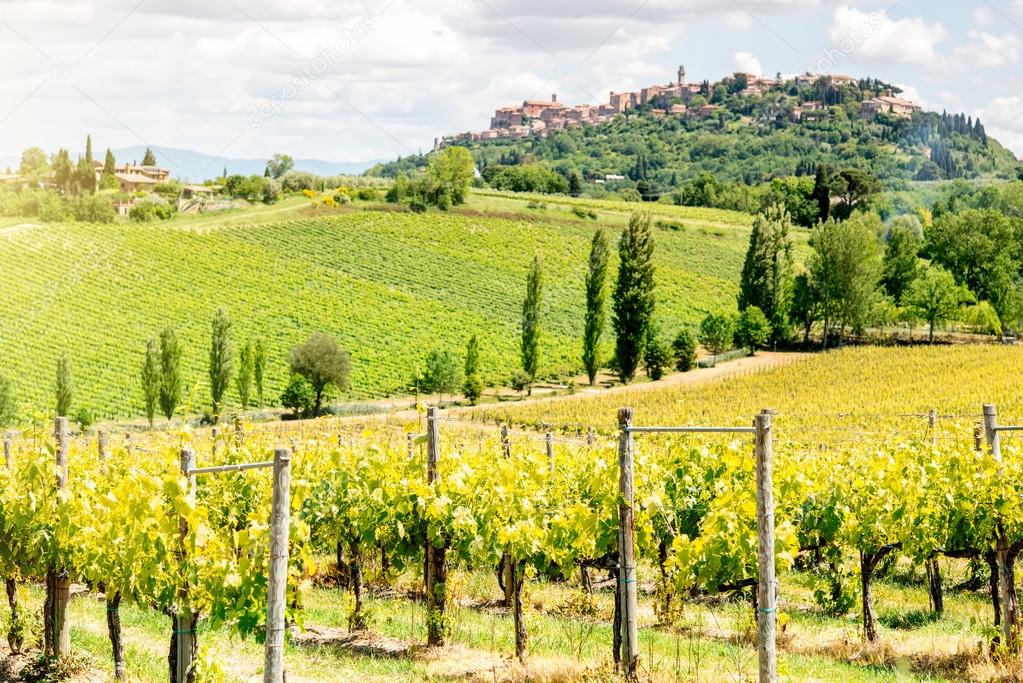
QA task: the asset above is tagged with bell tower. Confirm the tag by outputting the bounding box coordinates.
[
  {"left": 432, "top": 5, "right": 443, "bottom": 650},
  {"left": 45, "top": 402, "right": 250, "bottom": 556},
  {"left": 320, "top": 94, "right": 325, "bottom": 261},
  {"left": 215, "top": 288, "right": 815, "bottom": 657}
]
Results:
[{"left": 677, "top": 65, "right": 686, "bottom": 86}]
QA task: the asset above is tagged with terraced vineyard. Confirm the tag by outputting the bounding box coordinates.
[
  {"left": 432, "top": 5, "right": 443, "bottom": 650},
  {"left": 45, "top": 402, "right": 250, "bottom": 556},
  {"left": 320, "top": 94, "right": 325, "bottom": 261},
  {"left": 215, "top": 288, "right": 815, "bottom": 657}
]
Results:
[{"left": 0, "top": 195, "right": 756, "bottom": 419}]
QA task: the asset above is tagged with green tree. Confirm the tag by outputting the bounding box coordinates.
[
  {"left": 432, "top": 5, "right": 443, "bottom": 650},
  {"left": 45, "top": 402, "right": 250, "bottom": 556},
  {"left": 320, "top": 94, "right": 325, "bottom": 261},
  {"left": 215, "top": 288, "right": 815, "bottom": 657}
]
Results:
[
  {"left": 141, "top": 338, "right": 160, "bottom": 427},
  {"left": 521, "top": 255, "right": 543, "bottom": 394},
  {"left": 288, "top": 332, "right": 351, "bottom": 415},
  {"left": 790, "top": 271, "right": 822, "bottom": 344},
  {"left": 253, "top": 340, "right": 266, "bottom": 408},
  {"left": 99, "top": 148, "right": 118, "bottom": 190},
  {"left": 142, "top": 147, "right": 157, "bottom": 166},
  {"left": 738, "top": 204, "right": 794, "bottom": 344},
  {"left": 582, "top": 228, "right": 609, "bottom": 386},
  {"left": 808, "top": 214, "right": 883, "bottom": 347},
  {"left": 671, "top": 329, "right": 697, "bottom": 372},
  {"left": 0, "top": 376, "right": 17, "bottom": 428},
  {"left": 812, "top": 164, "right": 832, "bottom": 223},
  {"left": 159, "top": 328, "right": 182, "bottom": 420},
  {"left": 905, "top": 265, "right": 974, "bottom": 342},
  {"left": 568, "top": 170, "right": 583, "bottom": 197},
  {"left": 18, "top": 147, "right": 49, "bottom": 184},
  {"left": 74, "top": 155, "right": 95, "bottom": 194},
  {"left": 925, "top": 209, "right": 1020, "bottom": 320},
  {"left": 734, "top": 306, "right": 770, "bottom": 355},
  {"left": 55, "top": 351, "right": 73, "bottom": 417},
  {"left": 613, "top": 213, "right": 656, "bottom": 383},
  {"left": 830, "top": 169, "right": 881, "bottom": 220},
  {"left": 84, "top": 134, "right": 93, "bottom": 164},
  {"left": 699, "top": 313, "right": 733, "bottom": 364},
  {"left": 643, "top": 326, "right": 671, "bottom": 381},
  {"left": 266, "top": 153, "right": 294, "bottom": 179},
  {"left": 52, "top": 149, "right": 73, "bottom": 194},
  {"left": 237, "top": 341, "right": 254, "bottom": 409},
  {"left": 422, "top": 349, "right": 461, "bottom": 403},
  {"left": 208, "top": 309, "right": 234, "bottom": 419},
  {"left": 463, "top": 335, "right": 483, "bottom": 404},
  {"left": 881, "top": 219, "right": 923, "bottom": 304},
  {"left": 426, "top": 146, "right": 475, "bottom": 206}
]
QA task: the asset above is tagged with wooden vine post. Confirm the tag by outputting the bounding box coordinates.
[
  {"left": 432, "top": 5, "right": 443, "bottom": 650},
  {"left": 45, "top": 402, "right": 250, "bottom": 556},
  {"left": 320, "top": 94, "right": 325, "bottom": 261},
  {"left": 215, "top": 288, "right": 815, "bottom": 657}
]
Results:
[
  {"left": 44, "top": 417, "right": 71, "bottom": 659},
  {"left": 264, "top": 447, "right": 292, "bottom": 683},
  {"left": 500, "top": 424, "right": 514, "bottom": 608},
  {"left": 545, "top": 432, "right": 554, "bottom": 472},
  {"left": 3, "top": 431, "right": 22, "bottom": 655},
  {"left": 425, "top": 408, "right": 447, "bottom": 646},
  {"left": 616, "top": 407, "right": 639, "bottom": 678},
  {"left": 98, "top": 430, "right": 109, "bottom": 460},
  {"left": 755, "top": 410, "right": 777, "bottom": 683},
  {"left": 984, "top": 404, "right": 1017, "bottom": 648},
  {"left": 174, "top": 446, "right": 197, "bottom": 683}
]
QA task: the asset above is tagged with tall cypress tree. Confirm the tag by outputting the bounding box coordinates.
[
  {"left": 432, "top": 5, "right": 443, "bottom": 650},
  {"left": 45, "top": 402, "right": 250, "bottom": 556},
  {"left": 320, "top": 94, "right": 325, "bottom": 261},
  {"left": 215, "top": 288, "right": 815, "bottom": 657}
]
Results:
[
  {"left": 142, "top": 146, "right": 157, "bottom": 166},
  {"left": 55, "top": 351, "right": 73, "bottom": 417},
  {"left": 141, "top": 338, "right": 160, "bottom": 427},
  {"left": 582, "top": 228, "right": 609, "bottom": 386},
  {"left": 253, "top": 339, "right": 266, "bottom": 408},
  {"left": 85, "top": 134, "right": 93, "bottom": 164},
  {"left": 159, "top": 328, "right": 182, "bottom": 421},
  {"left": 738, "top": 204, "right": 795, "bottom": 344},
  {"left": 613, "top": 213, "right": 656, "bottom": 383},
  {"left": 812, "top": 164, "right": 831, "bottom": 223},
  {"left": 209, "top": 309, "right": 234, "bottom": 420},
  {"left": 520, "top": 255, "right": 542, "bottom": 395}
]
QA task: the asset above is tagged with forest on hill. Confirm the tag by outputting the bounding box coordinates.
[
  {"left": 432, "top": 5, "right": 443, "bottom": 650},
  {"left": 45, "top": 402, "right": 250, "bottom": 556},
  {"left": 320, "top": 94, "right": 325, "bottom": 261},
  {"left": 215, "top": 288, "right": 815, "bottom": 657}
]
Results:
[{"left": 369, "top": 76, "right": 1022, "bottom": 200}]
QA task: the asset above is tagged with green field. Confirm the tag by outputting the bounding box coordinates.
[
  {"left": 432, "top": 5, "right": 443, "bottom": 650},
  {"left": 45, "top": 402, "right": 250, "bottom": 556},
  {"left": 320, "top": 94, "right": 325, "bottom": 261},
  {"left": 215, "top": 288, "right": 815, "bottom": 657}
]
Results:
[{"left": 0, "top": 193, "right": 764, "bottom": 420}]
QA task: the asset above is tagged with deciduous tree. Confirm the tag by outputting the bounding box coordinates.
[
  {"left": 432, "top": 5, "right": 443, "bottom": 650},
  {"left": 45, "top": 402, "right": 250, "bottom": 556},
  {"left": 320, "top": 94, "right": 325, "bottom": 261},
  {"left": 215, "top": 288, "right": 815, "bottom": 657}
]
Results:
[
  {"left": 738, "top": 204, "right": 794, "bottom": 344},
  {"left": 288, "top": 332, "right": 351, "bottom": 415},
  {"left": 905, "top": 265, "right": 974, "bottom": 342}
]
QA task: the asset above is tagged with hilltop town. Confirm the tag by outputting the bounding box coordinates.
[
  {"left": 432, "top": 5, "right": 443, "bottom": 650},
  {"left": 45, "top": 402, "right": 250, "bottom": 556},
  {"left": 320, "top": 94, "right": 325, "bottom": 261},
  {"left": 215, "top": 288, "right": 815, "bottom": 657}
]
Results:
[{"left": 439, "top": 66, "right": 921, "bottom": 147}]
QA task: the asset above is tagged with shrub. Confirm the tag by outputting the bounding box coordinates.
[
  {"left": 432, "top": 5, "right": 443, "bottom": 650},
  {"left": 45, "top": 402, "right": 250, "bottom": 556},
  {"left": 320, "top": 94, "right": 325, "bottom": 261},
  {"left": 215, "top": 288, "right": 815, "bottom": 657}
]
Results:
[
  {"left": 129, "top": 199, "right": 175, "bottom": 222},
  {"left": 671, "top": 329, "right": 697, "bottom": 371},
  {"left": 356, "top": 187, "right": 378, "bottom": 201},
  {"left": 281, "top": 376, "right": 315, "bottom": 418},
  {"left": 510, "top": 370, "right": 531, "bottom": 394},
  {"left": 643, "top": 329, "right": 672, "bottom": 381},
  {"left": 618, "top": 188, "right": 642, "bottom": 203},
  {"left": 734, "top": 306, "right": 770, "bottom": 355},
  {"left": 699, "top": 313, "right": 734, "bottom": 363}
]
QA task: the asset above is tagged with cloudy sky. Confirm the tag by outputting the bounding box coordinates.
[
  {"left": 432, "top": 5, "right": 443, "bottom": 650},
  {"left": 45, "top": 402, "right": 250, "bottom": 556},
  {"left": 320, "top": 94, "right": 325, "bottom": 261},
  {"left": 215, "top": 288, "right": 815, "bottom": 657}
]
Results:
[{"left": 1, "top": 0, "right": 1022, "bottom": 165}]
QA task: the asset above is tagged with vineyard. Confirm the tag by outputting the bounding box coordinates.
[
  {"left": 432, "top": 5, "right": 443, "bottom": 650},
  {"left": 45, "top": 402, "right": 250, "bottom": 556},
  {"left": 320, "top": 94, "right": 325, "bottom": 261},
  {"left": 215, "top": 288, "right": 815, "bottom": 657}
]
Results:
[
  {"left": 3, "top": 347, "right": 1023, "bottom": 681},
  {"left": 0, "top": 194, "right": 755, "bottom": 420}
]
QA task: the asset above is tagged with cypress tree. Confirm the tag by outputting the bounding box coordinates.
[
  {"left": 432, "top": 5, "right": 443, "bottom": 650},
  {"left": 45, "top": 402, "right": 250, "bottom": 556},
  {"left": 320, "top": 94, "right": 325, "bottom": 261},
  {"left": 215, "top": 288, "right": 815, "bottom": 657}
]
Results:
[
  {"left": 159, "top": 328, "right": 182, "bottom": 421},
  {"left": 612, "top": 213, "right": 656, "bottom": 383},
  {"left": 462, "top": 335, "right": 483, "bottom": 404},
  {"left": 237, "top": 341, "right": 254, "bottom": 409},
  {"left": 812, "top": 164, "right": 831, "bottom": 223},
  {"left": 55, "top": 352, "right": 73, "bottom": 417},
  {"left": 141, "top": 338, "right": 160, "bottom": 427},
  {"left": 738, "top": 204, "right": 795, "bottom": 344},
  {"left": 142, "top": 147, "right": 157, "bottom": 166},
  {"left": 209, "top": 309, "right": 234, "bottom": 420},
  {"left": 520, "top": 255, "right": 542, "bottom": 395},
  {"left": 582, "top": 227, "right": 609, "bottom": 386},
  {"left": 253, "top": 340, "right": 266, "bottom": 408}
]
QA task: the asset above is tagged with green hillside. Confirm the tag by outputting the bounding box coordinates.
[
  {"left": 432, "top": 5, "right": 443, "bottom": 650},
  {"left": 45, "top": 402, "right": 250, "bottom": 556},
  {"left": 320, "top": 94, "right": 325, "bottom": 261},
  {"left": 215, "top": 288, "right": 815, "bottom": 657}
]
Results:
[{"left": 0, "top": 194, "right": 760, "bottom": 420}]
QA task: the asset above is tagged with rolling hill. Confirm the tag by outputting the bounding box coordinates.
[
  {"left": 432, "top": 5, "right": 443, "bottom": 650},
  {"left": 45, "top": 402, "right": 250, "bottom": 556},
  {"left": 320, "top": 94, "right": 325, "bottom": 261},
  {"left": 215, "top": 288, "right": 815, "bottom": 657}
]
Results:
[{"left": 0, "top": 193, "right": 761, "bottom": 420}]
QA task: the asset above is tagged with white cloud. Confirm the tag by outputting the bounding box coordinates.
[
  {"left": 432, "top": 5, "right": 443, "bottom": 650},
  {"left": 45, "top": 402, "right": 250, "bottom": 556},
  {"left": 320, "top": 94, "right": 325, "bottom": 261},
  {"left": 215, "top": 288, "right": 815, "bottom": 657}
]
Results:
[
  {"left": 894, "top": 84, "right": 926, "bottom": 109},
  {"left": 827, "top": 5, "right": 947, "bottom": 65},
  {"left": 976, "top": 96, "right": 1023, "bottom": 156},
  {"left": 951, "top": 31, "right": 1021, "bottom": 69},
  {"left": 972, "top": 7, "right": 995, "bottom": 27},
  {"left": 733, "top": 51, "right": 763, "bottom": 76},
  {"left": 938, "top": 90, "right": 965, "bottom": 113}
]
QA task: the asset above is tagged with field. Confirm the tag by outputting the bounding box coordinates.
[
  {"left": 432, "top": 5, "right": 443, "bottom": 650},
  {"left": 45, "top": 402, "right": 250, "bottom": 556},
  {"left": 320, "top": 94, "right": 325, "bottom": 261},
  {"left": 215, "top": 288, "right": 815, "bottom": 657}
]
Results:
[
  {"left": 0, "top": 193, "right": 763, "bottom": 421},
  {"left": 4, "top": 345, "right": 1023, "bottom": 683}
]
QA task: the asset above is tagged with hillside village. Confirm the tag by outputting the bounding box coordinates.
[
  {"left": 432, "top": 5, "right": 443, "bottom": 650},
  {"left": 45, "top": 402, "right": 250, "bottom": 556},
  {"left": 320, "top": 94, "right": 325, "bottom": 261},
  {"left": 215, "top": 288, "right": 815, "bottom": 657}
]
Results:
[{"left": 440, "top": 67, "right": 921, "bottom": 147}]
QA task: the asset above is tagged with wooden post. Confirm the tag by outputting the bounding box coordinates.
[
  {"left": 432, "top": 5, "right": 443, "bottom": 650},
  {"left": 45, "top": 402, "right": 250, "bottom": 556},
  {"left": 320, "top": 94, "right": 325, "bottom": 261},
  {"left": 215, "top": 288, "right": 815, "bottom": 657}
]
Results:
[
  {"left": 501, "top": 424, "right": 511, "bottom": 459},
  {"left": 755, "top": 410, "right": 777, "bottom": 683},
  {"left": 974, "top": 423, "right": 984, "bottom": 452},
  {"left": 407, "top": 432, "right": 415, "bottom": 460},
  {"left": 425, "top": 408, "right": 447, "bottom": 646},
  {"left": 264, "top": 447, "right": 292, "bottom": 683},
  {"left": 175, "top": 446, "right": 197, "bottom": 683},
  {"left": 985, "top": 404, "right": 1016, "bottom": 648},
  {"left": 545, "top": 432, "right": 554, "bottom": 472},
  {"left": 98, "top": 430, "right": 109, "bottom": 461},
  {"left": 616, "top": 408, "right": 639, "bottom": 677},
  {"left": 928, "top": 409, "right": 937, "bottom": 447},
  {"left": 587, "top": 426, "right": 595, "bottom": 447},
  {"left": 45, "top": 417, "right": 71, "bottom": 658},
  {"left": 3, "top": 433, "right": 12, "bottom": 469}
]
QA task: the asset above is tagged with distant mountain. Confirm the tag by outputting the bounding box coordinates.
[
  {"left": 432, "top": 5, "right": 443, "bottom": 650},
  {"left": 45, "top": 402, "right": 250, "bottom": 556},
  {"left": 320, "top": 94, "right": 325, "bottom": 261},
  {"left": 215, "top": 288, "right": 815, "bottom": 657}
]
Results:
[{"left": 108, "top": 146, "right": 384, "bottom": 182}]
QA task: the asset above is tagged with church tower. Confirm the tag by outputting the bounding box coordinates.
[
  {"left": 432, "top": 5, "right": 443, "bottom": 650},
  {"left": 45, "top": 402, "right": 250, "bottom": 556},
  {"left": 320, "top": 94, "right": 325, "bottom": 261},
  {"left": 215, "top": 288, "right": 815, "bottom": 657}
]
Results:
[{"left": 677, "top": 65, "right": 686, "bottom": 86}]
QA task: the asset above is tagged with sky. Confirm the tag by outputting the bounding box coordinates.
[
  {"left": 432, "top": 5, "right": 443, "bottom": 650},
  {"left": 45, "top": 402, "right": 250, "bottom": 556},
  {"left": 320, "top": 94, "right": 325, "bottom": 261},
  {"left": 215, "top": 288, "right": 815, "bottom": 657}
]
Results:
[{"left": 1, "top": 0, "right": 1022, "bottom": 165}]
